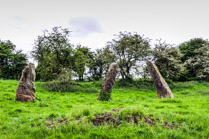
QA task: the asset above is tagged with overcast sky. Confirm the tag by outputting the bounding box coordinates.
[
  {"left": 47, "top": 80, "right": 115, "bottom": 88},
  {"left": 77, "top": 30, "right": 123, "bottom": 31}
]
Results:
[{"left": 0, "top": 0, "right": 209, "bottom": 62}]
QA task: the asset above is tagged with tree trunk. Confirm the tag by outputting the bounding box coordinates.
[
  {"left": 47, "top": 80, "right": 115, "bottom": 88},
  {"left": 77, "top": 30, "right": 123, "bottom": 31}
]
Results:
[
  {"left": 79, "top": 75, "right": 83, "bottom": 81},
  {"left": 120, "top": 71, "right": 125, "bottom": 79},
  {"left": 97, "top": 63, "right": 119, "bottom": 101}
]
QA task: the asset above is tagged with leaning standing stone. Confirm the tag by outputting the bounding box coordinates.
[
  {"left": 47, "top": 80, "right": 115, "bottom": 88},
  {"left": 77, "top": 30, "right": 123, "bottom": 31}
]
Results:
[
  {"left": 16, "top": 63, "right": 36, "bottom": 102},
  {"left": 97, "top": 63, "right": 119, "bottom": 101},
  {"left": 146, "top": 61, "right": 174, "bottom": 98}
]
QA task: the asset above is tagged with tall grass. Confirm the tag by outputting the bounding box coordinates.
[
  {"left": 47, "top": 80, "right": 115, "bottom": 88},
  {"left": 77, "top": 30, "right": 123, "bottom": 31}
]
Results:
[{"left": 0, "top": 80, "right": 209, "bottom": 138}]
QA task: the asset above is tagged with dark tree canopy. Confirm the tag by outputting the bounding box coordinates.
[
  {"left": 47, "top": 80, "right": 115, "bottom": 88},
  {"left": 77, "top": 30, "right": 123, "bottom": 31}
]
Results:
[
  {"left": 179, "top": 38, "right": 209, "bottom": 62},
  {"left": 179, "top": 38, "right": 209, "bottom": 80},
  {"left": 0, "top": 40, "right": 27, "bottom": 79}
]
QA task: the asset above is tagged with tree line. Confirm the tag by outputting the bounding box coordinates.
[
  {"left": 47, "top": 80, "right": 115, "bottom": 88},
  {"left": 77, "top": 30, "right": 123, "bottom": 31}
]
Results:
[
  {"left": 0, "top": 40, "right": 27, "bottom": 79},
  {"left": 1, "top": 26, "right": 209, "bottom": 81}
]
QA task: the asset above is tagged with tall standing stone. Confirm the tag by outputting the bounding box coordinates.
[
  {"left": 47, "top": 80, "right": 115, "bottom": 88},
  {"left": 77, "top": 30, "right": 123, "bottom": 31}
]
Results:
[
  {"left": 97, "top": 63, "right": 119, "bottom": 101},
  {"left": 16, "top": 63, "right": 36, "bottom": 102},
  {"left": 146, "top": 61, "right": 174, "bottom": 98}
]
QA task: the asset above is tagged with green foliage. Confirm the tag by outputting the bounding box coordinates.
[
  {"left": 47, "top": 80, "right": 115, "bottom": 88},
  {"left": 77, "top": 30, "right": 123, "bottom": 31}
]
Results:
[
  {"left": 56, "top": 68, "right": 73, "bottom": 82},
  {"left": 92, "top": 79, "right": 103, "bottom": 87},
  {"left": 87, "top": 51, "right": 103, "bottom": 81},
  {"left": 119, "top": 108, "right": 145, "bottom": 119},
  {"left": 179, "top": 38, "right": 209, "bottom": 62},
  {"left": 73, "top": 45, "right": 93, "bottom": 81},
  {"left": 152, "top": 40, "right": 184, "bottom": 81},
  {"left": 179, "top": 38, "right": 209, "bottom": 80},
  {"left": 74, "top": 50, "right": 87, "bottom": 81},
  {"left": 99, "top": 91, "right": 111, "bottom": 101},
  {"left": 116, "top": 79, "right": 155, "bottom": 90},
  {"left": 0, "top": 80, "right": 209, "bottom": 138},
  {"left": 186, "top": 45, "right": 209, "bottom": 81},
  {"left": 92, "top": 78, "right": 173, "bottom": 91},
  {"left": 88, "top": 48, "right": 115, "bottom": 81},
  {"left": 106, "top": 32, "right": 151, "bottom": 80},
  {"left": 116, "top": 78, "right": 175, "bottom": 90},
  {"left": 116, "top": 79, "right": 137, "bottom": 88},
  {"left": 30, "top": 29, "right": 209, "bottom": 82},
  {"left": 43, "top": 80, "right": 81, "bottom": 92},
  {"left": 84, "top": 88, "right": 98, "bottom": 93},
  {"left": 82, "top": 108, "right": 90, "bottom": 116},
  {"left": 0, "top": 40, "right": 27, "bottom": 79},
  {"left": 31, "top": 27, "right": 74, "bottom": 81}
]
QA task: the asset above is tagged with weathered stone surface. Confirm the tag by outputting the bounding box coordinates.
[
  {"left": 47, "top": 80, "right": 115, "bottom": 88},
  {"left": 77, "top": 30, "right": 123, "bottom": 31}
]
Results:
[
  {"left": 97, "top": 63, "right": 119, "bottom": 101},
  {"left": 146, "top": 61, "right": 174, "bottom": 98},
  {"left": 16, "top": 63, "right": 36, "bottom": 102}
]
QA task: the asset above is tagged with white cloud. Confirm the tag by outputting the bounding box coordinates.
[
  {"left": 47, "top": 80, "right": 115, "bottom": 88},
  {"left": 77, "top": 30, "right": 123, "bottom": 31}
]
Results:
[
  {"left": 69, "top": 17, "right": 103, "bottom": 38},
  {"left": 12, "top": 16, "right": 26, "bottom": 23}
]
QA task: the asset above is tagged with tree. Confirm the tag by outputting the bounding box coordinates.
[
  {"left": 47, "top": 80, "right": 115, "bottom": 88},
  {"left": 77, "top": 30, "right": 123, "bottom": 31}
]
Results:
[
  {"left": 107, "top": 32, "right": 151, "bottom": 80},
  {"left": 179, "top": 38, "right": 209, "bottom": 62},
  {"left": 152, "top": 40, "right": 184, "bottom": 81},
  {"left": 0, "top": 40, "right": 27, "bottom": 79},
  {"left": 31, "top": 27, "right": 74, "bottom": 81},
  {"left": 10, "top": 50, "right": 28, "bottom": 79},
  {"left": 186, "top": 45, "right": 209, "bottom": 81},
  {"left": 179, "top": 38, "right": 209, "bottom": 80},
  {"left": 88, "top": 50, "right": 103, "bottom": 81},
  {"left": 0, "top": 40, "right": 15, "bottom": 78},
  {"left": 73, "top": 45, "right": 92, "bottom": 81},
  {"left": 88, "top": 47, "right": 115, "bottom": 81}
]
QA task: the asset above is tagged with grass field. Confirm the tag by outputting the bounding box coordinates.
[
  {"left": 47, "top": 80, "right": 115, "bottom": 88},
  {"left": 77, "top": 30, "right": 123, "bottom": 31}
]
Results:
[{"left": 0, "top": 80, "right": 209, "bottom": 139}]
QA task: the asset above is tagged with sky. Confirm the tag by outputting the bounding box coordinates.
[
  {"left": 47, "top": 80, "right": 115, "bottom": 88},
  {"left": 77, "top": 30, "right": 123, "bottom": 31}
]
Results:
[{"left": 0, "top": 0, "right": 209, "bottom": 62}]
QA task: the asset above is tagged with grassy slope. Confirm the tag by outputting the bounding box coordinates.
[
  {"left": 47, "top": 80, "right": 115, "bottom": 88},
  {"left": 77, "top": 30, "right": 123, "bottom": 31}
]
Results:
[{"left": 0, "top": 80, "right": 209, "bottom": 139}]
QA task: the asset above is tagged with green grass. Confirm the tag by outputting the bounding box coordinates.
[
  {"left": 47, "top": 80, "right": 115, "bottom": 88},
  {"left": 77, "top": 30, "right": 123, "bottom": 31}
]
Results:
[{"left": 0, "top": 80, "right": 209, "bottom": 139}]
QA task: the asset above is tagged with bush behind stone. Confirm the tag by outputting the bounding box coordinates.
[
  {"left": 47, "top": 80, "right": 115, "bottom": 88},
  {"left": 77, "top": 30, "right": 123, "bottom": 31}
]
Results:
[{"left": 43, "top": 80, "right": 82, "bottom": 92}]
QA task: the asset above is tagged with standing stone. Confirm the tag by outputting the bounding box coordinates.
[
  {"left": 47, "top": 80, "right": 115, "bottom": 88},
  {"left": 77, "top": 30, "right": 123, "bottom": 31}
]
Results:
[
  {"left": 146, "top": 61, "right": 174, "bottom": 98},
  {"left": 97, "top": 63, "right": 119, "bottom": 101},
  {"left": 16, "top": 63, "right": 36, "bottom": 102}
]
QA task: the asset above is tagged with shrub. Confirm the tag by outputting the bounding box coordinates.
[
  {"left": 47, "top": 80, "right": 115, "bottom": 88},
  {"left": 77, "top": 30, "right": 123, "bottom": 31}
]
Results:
[
  {"left": 115, "top": 79, "right": 155, "bottom": 90},
  {"left": 115, "top": 78, "right": 174, "bottom": 90},
  {"left": 84, "top": 88, "right": 98, "bottom": 93},
  {"left": 169, "top": 81, "right": 199, "bottom": 90},
  {"left": 115, "top": 79, "right": 136, "bottom": 88},
  {"left": 92, "top": 79, "right": 103, "bottom": 88},
  {"left": 43, "top": 80, "right": 81, "bottom": 92},
  {"left": 134, "top": 79, "right": 155, "bottom": 90}
]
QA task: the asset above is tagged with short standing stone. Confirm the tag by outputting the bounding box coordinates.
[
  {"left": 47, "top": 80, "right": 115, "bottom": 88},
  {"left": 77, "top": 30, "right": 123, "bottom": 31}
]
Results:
[
  {"left": 97, "top": 63, "right": 119, "bottom": 101},
  {"left": 146, "top": 61, "right": 174, "bottom": 98},
  {"left": 16, "top": 63, "right": 36, "bottom": 102}
]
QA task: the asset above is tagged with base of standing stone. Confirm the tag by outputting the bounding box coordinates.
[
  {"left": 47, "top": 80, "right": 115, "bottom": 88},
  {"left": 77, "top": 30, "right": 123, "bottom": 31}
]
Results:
[
  {"left": 15, "top": 94, "right": 35, "bottom": 102},
  {"left": 16, "top": 83, "right": 35, "bottom": 102},
  {"left": 97, "top": 90, "right": 111, "bottom": 101}
]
